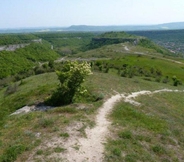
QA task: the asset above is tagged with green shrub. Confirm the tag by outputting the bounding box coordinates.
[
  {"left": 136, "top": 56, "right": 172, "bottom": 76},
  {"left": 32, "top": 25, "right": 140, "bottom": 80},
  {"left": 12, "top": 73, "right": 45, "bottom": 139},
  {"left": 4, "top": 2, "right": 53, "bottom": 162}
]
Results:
[
  {"left": 172, "top": 76, "right": 179, "bottom": 86},
  {"left": 46, "top": 61, "right": 92, "bottom": 106},
  {"left": 155, "top": 77, "right": 161, "bottom": 82},
  {"left": 162, "top": 76, "right": 169, "bottom": 84},
  {"left": 104, "top": 67, "right": 109, "bottom": 73},
  {"left": 91, "top": 93, "right": 104, "bottom": 102}
]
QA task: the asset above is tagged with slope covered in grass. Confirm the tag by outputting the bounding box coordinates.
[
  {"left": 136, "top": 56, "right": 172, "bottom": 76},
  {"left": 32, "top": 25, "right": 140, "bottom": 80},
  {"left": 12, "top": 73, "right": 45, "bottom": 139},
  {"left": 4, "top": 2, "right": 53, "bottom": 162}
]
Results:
[
  {"left": 1, "top": 31, "right": 184, "bottom": 161},
  {"left": 0, "top": 68, "right": 184, "bottom": 161},
  {"left": 0, "top": 43, "right": 59, "bottom": 79},
  {"left": 105, "top": 92, "right": 184, "bottom": 162},
  {"left": 0, "top": 73, "right": 58, "bottom": 125},
  {"left": 94, "top": 54, "right": 184, "bottom": 82}
]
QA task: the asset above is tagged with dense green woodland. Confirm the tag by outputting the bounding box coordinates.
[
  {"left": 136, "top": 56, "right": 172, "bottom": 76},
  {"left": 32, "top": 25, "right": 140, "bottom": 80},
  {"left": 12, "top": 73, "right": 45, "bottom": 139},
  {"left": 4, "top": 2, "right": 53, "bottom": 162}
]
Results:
[
  {"left": 0, "top": 34, "right": 37, "bottom": 45},
  {"left": 0, "top": 43, "right": 58, "bottom": 79}
]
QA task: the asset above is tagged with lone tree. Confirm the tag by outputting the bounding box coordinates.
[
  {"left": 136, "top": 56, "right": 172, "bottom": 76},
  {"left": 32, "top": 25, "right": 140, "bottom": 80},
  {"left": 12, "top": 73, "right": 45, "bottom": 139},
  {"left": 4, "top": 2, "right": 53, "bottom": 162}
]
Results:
[{"left": 47, "top": 61, "right": 92, "bottom": 106}]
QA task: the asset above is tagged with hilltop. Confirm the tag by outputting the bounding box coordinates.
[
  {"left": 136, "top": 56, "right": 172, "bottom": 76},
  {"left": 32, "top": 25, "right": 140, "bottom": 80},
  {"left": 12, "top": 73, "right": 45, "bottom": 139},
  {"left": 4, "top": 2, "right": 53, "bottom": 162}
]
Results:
[{"left": 0, "top": 31, "right": 184, "bottom": 161}]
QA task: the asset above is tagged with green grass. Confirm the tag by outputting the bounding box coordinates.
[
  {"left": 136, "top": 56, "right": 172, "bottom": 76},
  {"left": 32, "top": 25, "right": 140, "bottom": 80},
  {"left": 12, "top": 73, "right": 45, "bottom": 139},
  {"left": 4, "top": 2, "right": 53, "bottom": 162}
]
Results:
[
  {"left": 74, "top": 41, "right": 169, "bottom": 58},
  {"left": 0, "top": 73, "right": 59, "bottom": 125},
  {"left": 53, "top": 147, "right": 65, "bottom": 153},
  {"left": 86, "top": 72, "right": 184, "bottom": 96},
  {"left": 0, "top": 71, "right": 104, "bottom": 161},
  {"left": 93, "top": 54, "right": 184, "bottom": 82},
  {"left": 1, "top": 31, "right": 184, "bottom": 161},
  {"left": 0, "top": 105, "right": 93, "bottom": 161},
  {"left": 0, "top": 61, "right": 184, "bottom": 161},
  {"left": 105, "top": 92, "right": 184, "bottom": 162}
]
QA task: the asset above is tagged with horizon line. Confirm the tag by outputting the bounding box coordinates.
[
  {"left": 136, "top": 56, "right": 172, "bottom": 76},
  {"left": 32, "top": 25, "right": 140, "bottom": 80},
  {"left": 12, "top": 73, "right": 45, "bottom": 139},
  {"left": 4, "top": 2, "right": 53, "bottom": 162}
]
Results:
[{"left": 1, "top": 21, "right": 184, "bottom": 30}]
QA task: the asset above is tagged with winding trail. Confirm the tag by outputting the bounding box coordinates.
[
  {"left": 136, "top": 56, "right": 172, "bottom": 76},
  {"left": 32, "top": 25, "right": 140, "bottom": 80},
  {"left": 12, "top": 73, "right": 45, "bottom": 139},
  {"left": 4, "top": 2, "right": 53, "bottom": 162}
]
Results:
[
  {"left": 61, "top": 94, "right": 123, "bottom": 162},
  {"left": 54, "top": 89, "right": 184, "bottom": 161},
  {"left": 19, "top": 89, "right": 184, "bottom": 161}
]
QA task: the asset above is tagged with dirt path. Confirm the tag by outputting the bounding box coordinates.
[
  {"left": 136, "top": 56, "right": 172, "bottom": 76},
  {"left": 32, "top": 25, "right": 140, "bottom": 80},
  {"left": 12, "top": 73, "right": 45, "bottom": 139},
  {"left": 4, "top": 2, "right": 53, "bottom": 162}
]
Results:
[
  {"left": 124, "top": 89, "right": 183, "bottom": 106},
  {"left": 61, "top": 89, "right": 184, "bottom": 162},
  {"left": 20, "top": 89, "right": 184, "bottom": 161},
  {"left": 59, "top": 94, "right": 122, "bottom": 162}
]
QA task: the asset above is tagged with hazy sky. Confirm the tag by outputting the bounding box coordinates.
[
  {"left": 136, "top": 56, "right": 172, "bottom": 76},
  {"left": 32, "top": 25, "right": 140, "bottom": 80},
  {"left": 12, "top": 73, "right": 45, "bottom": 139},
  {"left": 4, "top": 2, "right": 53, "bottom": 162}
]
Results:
[{"left": 1, "top": 0, "right": 184, "bottom": 28}]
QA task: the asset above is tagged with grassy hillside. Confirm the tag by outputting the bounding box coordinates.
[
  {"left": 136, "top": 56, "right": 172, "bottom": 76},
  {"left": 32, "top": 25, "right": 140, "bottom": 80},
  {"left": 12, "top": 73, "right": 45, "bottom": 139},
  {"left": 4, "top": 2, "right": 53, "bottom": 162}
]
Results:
[
  {"left": 1, "top": 69, "right": 184, "bottom": 161},
  {"left": 34, "top": 32, "right": 96, "bottom": 55},
  {"left": 93, "top": 54, "right": 184, "bottom": 82},
  {"left": 1, "top": 31, "right": 184, "bottom": 161},
  {"left": 0, "top": 42, "right": 59, "bottom": 79},
  {"left": 80, "top": 31, "right": 172, "bottom": 56},
  {"left": 105, "top": 92, "right": 184, "bottom": 161}
]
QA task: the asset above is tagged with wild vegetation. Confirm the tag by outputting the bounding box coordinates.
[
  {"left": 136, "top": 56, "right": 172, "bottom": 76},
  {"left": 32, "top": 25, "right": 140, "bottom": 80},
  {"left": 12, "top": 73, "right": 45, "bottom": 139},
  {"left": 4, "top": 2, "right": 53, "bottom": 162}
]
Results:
[
  {"left": 129, "top": 29, "right": 184, "bottom": 55},
  {"left": 0, "top": 31, "right": 184, "bottom": 161},
  {"left": 105, "top": 92, "right": 184, "bottom": 162},
  {"left": 34, "top": 32, "right": 96, "bottom": 55},
  {"left": 0, "top": 42, "right": 59, "bottom": 79},
  {"left": 91, "top": 55, "right": 184, "bottom": 86},
  {"left": 0, "top": 34, "right": 37, "bottom": 45},
  {"left": 46, "top": 61, "right": 93, "bottom": 106}
]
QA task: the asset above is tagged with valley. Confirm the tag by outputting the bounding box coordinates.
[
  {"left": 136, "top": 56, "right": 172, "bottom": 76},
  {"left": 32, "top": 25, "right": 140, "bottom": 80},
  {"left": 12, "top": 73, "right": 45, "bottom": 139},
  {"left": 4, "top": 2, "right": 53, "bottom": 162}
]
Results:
[{"left": 0, "top": 30, "right": 184, "bottom": 162}]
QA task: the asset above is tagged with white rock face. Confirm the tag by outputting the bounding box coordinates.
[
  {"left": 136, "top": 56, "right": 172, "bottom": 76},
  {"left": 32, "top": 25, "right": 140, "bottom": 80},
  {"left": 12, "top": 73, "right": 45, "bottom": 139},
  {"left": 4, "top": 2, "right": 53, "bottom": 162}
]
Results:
[{"left": 11, "top": 106, "right": 35, "bottom": 115}]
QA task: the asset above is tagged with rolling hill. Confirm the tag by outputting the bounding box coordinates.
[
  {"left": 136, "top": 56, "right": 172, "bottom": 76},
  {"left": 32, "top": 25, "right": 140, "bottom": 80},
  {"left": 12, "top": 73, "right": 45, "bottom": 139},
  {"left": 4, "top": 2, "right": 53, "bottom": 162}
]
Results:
[{"left": 0, "top": 31, "right": 184, "bottom": 161}]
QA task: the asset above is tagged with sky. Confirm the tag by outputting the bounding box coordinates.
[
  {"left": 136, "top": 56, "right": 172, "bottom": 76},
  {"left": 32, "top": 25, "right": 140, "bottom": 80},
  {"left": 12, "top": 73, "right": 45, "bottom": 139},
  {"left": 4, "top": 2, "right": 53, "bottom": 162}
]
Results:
[{"left": 0, "top": 0, "right": 184, "bottom": 29}]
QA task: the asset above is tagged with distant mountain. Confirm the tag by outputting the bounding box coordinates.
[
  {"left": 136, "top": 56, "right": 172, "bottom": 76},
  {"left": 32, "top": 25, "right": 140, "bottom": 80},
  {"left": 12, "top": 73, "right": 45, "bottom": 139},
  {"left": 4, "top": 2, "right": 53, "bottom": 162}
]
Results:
[
  {"left": 65, "top": 22, "right": 184, "bottom": 31},
  {"left": 1, "top": 22, "right": 184, "bottom": 33}
]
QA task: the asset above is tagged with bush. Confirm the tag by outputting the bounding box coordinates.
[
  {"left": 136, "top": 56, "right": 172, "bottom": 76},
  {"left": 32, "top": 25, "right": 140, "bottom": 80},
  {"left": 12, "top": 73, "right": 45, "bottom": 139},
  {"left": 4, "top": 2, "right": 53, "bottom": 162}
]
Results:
[
  {"left": 104, "top": 67, "right": 109, "bottom": 73},
  {"left": 46, "top": 61, "right": 92, "bottom": 106},
  {"left": 172, "top": 76, "right": 179, "bottom": 86},
  {"left": 155, "top": 77, "right": 161, "bottom": 82},
  {"left": 34, "top": 66, "right": 46, "bottom": 75},
  {"left": 162, "top": 76, "right": 169, "bottom": 84}
]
